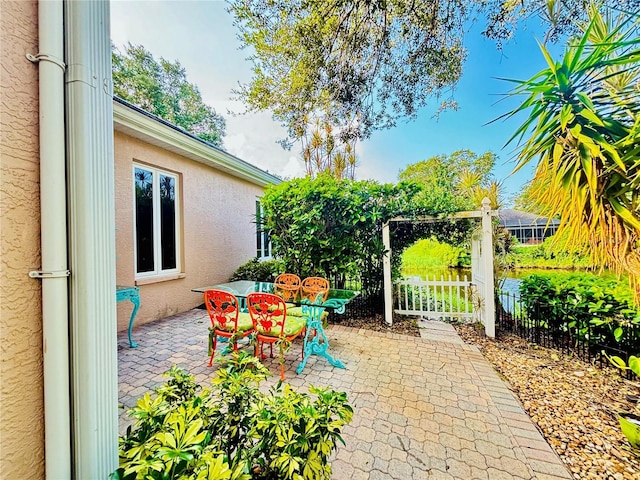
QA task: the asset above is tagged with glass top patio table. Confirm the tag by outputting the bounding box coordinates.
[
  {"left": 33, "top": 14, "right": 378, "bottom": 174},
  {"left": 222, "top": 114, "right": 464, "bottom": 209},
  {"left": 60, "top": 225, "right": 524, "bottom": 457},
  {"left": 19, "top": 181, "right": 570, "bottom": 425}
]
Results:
[
  {"left": 191, "top": 280, "right": 358, "bottom": 309},
  {"left": 191, "top": 280, "right": 360, "bottom": 373}
]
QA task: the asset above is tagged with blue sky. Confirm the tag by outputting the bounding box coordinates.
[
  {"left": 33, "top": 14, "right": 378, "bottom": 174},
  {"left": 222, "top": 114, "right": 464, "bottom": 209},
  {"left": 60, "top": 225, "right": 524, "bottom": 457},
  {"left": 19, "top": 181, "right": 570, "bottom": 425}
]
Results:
[{"left": 111, "top": 0, "right": 565, "bottom": 205}]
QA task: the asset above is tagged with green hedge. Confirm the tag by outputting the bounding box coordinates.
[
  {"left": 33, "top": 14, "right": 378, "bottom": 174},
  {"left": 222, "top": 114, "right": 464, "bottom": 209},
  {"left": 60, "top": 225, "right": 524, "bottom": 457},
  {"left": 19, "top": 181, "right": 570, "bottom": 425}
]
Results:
[
  {"left": 260, "top": 174, "right": 471, "bottom": 295},
  {"left": 229, "top": 258, "right": 285, "bottom": 282},
  {"left": 519, "top": 273, "right": 640, "bottom": 352}
]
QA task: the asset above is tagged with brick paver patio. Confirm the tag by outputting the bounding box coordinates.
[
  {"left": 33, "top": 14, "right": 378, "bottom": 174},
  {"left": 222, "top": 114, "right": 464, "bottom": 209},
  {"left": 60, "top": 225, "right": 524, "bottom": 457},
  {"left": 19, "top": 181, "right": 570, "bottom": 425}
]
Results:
[{"left": 118, "top": 309, "right": 571, "bottom": 479}]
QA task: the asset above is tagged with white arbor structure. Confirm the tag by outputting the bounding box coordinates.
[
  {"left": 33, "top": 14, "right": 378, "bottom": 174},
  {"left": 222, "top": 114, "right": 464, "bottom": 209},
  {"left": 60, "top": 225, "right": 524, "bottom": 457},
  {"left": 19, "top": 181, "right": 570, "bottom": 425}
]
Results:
[{"left": 382, "top": 198, "right": 497, "bottom": 337}]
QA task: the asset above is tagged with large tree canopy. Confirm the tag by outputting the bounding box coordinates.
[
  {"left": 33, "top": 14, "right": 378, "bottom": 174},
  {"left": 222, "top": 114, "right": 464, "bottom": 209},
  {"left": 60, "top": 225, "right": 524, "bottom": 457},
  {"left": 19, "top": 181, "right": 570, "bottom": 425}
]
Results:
[
  {"left": 228, "top": 0, "right": 637, "bottom": 146},
  {"left": 229, "top": 0, "right": 468, "bottom": 144},
  {"left": 482, "top": 0, "right": 639, "bottom": 43},
  {"left": 112, "top": 43, "right": 226, "bottom": 147}
]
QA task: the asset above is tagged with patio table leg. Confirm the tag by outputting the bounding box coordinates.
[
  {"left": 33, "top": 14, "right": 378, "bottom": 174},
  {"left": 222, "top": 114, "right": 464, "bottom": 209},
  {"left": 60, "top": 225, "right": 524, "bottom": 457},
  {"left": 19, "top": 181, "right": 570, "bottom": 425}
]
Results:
[
  {"left": 296, "top": 305, "right": 345, "bottom": 374},
  {"left": 117, "top": 286, "right": 140, "bottom": 348},
  {"left": 127, "top": 294, "right": 140, "bottom": 348}
]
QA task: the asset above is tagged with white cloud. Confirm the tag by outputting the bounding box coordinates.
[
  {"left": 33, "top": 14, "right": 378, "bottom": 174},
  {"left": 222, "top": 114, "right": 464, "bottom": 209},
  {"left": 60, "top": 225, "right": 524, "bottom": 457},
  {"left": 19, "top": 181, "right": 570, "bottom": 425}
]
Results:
[
  {"left": 110, "top": 0, "right": 300, "bottom": 179},
  {"left": 224, "top": 112, "right": 305, "bottom": 178}
]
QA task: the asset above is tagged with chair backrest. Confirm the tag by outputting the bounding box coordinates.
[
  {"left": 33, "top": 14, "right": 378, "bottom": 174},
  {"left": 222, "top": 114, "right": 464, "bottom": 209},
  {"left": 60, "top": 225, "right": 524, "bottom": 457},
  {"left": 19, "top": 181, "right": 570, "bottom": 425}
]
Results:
[
  {"left": 204, "top": 289, "right": 241, "bottom": 331},
  {"left": 301, "top": 277, "right": 330, "bottom": 302},
  {"left": 273, "top": 273, "right": 301, "bottom": 302},
  {"left": 246, "top": 292, "right": 286, "bottom": 336}
]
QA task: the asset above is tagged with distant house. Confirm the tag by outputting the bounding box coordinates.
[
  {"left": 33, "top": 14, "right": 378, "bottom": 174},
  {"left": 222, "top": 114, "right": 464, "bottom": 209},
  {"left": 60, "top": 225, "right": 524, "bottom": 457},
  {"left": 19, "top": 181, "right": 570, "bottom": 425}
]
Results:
[{"left": 497, "top": 209, "right": 560, "bottom": 244}]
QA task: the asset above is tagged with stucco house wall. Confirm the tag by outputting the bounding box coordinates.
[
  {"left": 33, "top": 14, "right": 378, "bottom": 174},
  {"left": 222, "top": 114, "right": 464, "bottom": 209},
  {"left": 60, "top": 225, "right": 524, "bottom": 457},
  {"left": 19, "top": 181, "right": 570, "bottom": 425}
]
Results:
[
  {"left": 114, "top": 122, "right": 270, "bottom": 331},
  {"left": 1, "top": 3, "right": 278, "bottom": 476},
  {"left": 0, "top": 0, "right": 46, "bottom": 477}
]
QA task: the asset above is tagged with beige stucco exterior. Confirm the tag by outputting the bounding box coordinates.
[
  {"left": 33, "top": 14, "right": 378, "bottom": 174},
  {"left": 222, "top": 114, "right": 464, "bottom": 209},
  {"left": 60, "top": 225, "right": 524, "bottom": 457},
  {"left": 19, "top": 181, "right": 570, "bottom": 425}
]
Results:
[
  {"left": 1, "top": 0, "right": 46, "bottom": 477},
  {"left": 114, "top": 126, "right": 271, "bottom": 331},
  {"left": 1, "top": 3, "right": 278, "bottom": 477}
]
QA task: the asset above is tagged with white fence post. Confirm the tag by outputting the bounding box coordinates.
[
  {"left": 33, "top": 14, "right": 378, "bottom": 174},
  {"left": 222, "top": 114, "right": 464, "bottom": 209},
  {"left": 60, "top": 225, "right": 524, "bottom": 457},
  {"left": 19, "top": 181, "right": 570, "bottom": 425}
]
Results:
[
  {"left": 383, "top": 222, "right": 393, "bottom": 325},
  {"left": 481, "top": 198, "right": 495, "bottom": 338}
]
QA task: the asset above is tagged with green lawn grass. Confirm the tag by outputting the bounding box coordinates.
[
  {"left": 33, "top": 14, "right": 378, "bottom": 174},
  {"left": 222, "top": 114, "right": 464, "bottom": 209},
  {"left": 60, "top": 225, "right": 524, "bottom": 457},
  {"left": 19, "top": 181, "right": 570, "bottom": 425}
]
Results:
[
  {"left": 506, "top": 244, "right": 593, "bottom": 269},
  {"left": 402, "top": 238, "right": 633, "bottom": 303},
  {"left": 401, "top": 238, "right": 468, "bottom": 274}
]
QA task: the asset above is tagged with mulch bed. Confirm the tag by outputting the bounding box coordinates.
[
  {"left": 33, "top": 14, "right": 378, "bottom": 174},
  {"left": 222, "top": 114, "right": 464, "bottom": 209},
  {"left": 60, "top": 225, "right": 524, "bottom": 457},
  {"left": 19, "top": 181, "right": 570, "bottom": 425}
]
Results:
[
  {"left": 328, "top": 313, "right": 420, "bottom": 337},
  {"left": 332, "top": 314, "right": 640, "bottom": 479},
  {"left": 453, "top": 323, "right": 640, "bottom": 480}
]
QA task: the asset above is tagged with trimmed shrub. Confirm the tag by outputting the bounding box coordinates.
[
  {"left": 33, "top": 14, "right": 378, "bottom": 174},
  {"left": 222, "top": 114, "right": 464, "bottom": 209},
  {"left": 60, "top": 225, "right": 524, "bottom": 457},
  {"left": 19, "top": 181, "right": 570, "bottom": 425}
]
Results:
[
  {"left": 229, "top": 258, "right": 285, "bottom": 282},
  {"left": 112, "top": 354, "right": 353, "bottom": 480}
]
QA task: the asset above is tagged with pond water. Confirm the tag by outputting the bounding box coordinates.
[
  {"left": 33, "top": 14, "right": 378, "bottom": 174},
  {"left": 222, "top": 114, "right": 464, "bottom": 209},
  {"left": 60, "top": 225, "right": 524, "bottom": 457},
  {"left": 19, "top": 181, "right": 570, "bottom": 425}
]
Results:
[{"left": 500, "top": 276, "right": 521, "bottom": 298}]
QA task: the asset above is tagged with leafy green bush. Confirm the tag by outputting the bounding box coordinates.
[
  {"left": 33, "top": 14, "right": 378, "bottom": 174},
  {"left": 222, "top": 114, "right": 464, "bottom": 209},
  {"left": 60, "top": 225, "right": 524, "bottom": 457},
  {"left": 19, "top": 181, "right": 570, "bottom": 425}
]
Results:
[
  {"left": 112, "top": 354, "right": 353, "bottom": 480},
  {"left": 507, "top": 244, "right": 591, "bottom": 269},
  {"left": 506, "top": 232, "right": 592, "bottom": 269},
  {"left": 519, "top": 274, "right": 640, "bottom": 349},
  {"left": 261, "top": 175, "right": 409, "bottom": 290},
  {"left": 229, "top": 258, "right": 285, "bottom": 282},
  {"left": 260, "top": 174, "right": 471, "bottom": 295}
]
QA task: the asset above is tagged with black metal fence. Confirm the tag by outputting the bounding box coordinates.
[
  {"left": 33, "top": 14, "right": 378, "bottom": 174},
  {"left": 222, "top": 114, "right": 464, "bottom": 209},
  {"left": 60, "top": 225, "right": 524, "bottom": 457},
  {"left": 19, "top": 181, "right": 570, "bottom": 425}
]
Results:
[
  {"left": 328, "top": 274, "right": 384, "bottom": 321},
  {"left": 496, "top": 290, "right": 640, "bottom": 375}
]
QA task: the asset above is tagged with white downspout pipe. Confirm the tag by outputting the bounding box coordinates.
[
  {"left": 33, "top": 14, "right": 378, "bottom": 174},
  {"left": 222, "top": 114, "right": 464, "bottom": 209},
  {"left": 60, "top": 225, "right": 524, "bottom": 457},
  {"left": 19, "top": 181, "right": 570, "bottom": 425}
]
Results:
[
  {"left": 30, "top": 0, "right": 72, "bottom": 477},
  {"left": 65, "top": 1, "right": 118, "bottom": 476}
]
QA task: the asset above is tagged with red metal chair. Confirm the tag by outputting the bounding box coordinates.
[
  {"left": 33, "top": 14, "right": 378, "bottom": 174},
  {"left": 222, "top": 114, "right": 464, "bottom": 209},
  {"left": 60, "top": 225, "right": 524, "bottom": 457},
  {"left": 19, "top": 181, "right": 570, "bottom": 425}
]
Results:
[
  {"left": 204, "top": 289, "right": 254, "bottom": 366},
  {"left": 246, "top": 292, "right": 306, "bottom": 380},
  {"left": 273, "top": 273, "right": 301, "bottom": 303}
]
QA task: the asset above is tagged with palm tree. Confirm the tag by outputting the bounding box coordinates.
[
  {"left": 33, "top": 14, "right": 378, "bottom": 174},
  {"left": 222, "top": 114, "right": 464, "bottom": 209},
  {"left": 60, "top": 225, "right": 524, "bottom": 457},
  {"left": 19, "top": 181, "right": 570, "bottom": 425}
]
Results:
[
  {"left": 499, "top": 5, "right": 640, "bottom": 300},
  {"left": 300, "top": 117, "right": 358, "bottom": 180}
]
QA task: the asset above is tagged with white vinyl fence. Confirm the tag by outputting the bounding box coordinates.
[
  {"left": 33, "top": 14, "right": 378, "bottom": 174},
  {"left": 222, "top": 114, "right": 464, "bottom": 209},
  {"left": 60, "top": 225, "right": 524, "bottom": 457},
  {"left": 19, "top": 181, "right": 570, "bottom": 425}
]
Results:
[{"left": 394, "top": 274, "right": 476, "bottom": 322}]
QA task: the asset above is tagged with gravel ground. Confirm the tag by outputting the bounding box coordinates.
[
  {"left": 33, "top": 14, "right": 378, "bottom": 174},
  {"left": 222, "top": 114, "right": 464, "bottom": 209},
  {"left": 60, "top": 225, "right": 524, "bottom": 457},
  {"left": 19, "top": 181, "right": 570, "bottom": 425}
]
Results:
[
  {"left": 453, "top": 324, "right": 640, "bottom": 480},
  {"left": 331, "top": 314, "right": 640, "bottom": 479}
]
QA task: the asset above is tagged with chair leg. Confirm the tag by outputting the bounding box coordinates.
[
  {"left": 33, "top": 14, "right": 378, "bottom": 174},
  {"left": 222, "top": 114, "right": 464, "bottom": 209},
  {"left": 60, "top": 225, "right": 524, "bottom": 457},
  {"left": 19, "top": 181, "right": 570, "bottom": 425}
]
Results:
[
  {"left": 208, "top": 335, "right": 217, "bottom": 367},
  {"left": 279, "top": 344, "right": 285, "bottom": 381}
]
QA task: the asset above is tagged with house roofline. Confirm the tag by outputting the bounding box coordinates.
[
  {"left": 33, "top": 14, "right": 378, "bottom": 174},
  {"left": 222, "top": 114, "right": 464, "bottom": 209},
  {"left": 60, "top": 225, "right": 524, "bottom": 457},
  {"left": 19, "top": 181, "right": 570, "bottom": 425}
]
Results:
[
  {"left": 496, "top": 208, "right": 560, "bottom": 228},
  {"left": 112, "top": 97, "right": 282, "bottom": 187}
]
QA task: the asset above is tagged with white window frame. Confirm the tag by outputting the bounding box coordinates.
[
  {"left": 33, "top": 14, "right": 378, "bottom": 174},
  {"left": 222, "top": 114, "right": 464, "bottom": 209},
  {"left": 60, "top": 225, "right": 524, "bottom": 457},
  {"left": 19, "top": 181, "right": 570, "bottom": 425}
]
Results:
[
  {"left": 256, "top": 199, "right": 272, "bottom": 259},
  {"left": 133, "top": 164, "right": 181, "bottom": 279}
]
